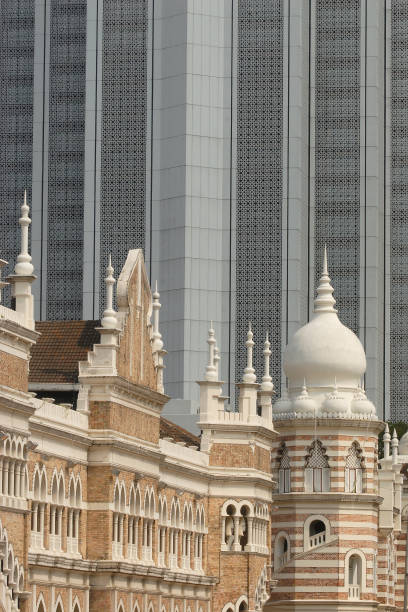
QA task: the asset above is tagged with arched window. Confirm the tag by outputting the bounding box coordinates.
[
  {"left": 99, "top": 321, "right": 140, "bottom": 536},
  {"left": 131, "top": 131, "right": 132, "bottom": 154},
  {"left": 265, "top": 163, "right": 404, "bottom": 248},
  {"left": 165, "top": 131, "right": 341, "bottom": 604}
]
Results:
[
  {"left": 67, "top": 474, "right": 81, "bottom": 555},
  {"left": 274, "top": 533, "right": 290, "bottom": 570},
  {"left": 112, "top": 480, "right": 126, "bottom": 559},
  {"left": 37, "top": 599, "right": 46, "bottom": 612},
  {"left": 55, "top": 597, "right": 64, "bottom": 612},
  {"left": 31, "top": 465, "right": 47, "bottom": 550},
  {"left": 345, "top": 442, "right": 363, "bottom": 493},
  {"left": 304, "top": 440, "right": 330, "bottom": 492},
  {"left": 309, "top": 519, "right": 326, "bottom": 548},
  {"left": 128, "top": 484, "right": 141, "bottom": 561},
  {"left": 224, "top": 504, "right": 235, "bottom": 550},
  {"left": 239, "top": 506, "right": 249, "bottom": 551},
  {"left": 142, "top": 487, "right": 155, "bottom": 563},
  {"left": 158, "top": 495, "right": 167, "bottom": 567},
  {"left": 169, "top": 498, "right": 180, "bottom": 569},
  {"left": 347, "top": 554, "right": 362, "bottom": 599},
  {"left": 278, "top": 443, "right": 291, "bottom": 493}
]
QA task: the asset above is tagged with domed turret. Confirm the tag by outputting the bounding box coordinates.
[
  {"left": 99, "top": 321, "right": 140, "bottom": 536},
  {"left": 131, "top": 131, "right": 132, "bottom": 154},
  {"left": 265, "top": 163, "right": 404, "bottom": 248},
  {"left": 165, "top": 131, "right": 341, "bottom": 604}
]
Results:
[
  {"left": 322, "top": 382, "right": 349, "bottom": 416},
  {"left": 283, "top": 247, "right": 366, "bottom": 390},
  {"left": 292, "top": 383, "right": 317, "bottom": 417}
]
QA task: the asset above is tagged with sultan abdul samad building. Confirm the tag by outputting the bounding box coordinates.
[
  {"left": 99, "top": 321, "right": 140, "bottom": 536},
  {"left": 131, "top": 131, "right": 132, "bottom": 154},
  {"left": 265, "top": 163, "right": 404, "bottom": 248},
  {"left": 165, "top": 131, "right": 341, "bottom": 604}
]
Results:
[{"left": 1, "top": 197, "right": 408, "bottom": 612}]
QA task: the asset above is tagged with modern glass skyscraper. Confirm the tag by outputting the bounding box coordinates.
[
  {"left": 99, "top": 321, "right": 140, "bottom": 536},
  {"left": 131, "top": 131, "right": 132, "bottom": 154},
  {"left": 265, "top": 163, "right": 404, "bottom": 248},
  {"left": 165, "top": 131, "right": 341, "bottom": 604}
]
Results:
[{"left": 0, "top": 0, "right": 406, "bottom": 420}]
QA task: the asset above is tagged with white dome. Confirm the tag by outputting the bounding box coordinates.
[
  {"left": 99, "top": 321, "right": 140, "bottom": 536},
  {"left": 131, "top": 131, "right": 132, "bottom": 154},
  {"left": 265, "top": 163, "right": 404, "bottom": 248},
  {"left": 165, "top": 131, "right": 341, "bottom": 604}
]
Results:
[
  {"left": 284, "top": 313, "right": 366, "bottom": 389},
  {"left": 293, "top": 386, "right": 317, "bottom": 415},
  {"left": 283, "top": 250, "right": 366, "bottom": 390},
  {"left": 323, "top": 387, "right": 349, "bottom": 415}
]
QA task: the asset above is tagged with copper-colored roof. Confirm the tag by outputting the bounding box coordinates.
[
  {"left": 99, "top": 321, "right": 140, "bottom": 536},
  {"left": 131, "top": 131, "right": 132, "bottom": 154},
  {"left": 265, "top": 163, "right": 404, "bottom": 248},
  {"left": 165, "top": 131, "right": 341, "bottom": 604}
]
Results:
[
  {"left": 29, "top": 320, "right": 99, "bottom": 384},
  {"left": 160, "top": 417, "right": 200, "bottom": 446}
]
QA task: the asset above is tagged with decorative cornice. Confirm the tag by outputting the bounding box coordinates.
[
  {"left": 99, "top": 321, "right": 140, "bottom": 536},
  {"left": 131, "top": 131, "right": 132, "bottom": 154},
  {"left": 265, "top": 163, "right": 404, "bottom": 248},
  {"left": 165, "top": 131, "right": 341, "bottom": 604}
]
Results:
[
  {"left": 81, "top": 375, "right": 168, "bottom": 409},
  {"left": 0, "top": 318, "right": 39, "bottom": 344},
  {"left": 273, "top": 416, "right": 384, "bottom": 433},
  {"left": 273, "top": 492, "right": 383, "bottom": 505}
]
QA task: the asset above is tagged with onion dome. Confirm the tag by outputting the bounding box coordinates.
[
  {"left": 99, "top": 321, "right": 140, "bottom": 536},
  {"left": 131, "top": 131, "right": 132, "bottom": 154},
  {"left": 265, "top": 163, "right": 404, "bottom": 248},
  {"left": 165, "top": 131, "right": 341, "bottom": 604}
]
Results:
[
  {"left": 283, "top": 247, "right": 366, "bottom": 390},
  {"left": 274, "top": 389, "right": 292, "bottom": 418},
  {"left": 350, "top": 388, "right": 376, "bottom": 417},
  {"left": 322, "top": 382, "right": 348, "bottom": 415},
  {"left": 293, "top": 383, "right": 317, "bottom": 416}
]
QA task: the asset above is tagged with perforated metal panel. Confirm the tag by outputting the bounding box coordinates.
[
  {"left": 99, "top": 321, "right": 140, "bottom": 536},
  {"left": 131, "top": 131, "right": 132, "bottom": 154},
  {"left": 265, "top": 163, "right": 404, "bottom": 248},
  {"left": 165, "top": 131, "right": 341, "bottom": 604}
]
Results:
[
  {"left": 314, "top": 0, "right": 360, "bottom": 335},
  {"left": 46, "top": 0, "right": 87, "bottom": 320},
  {"left": 390, "top": 0, "right": 408, "bottom": 420},
  {"left": 0, "top": 0, "right": 34, "bottom": 303},
  {"left": 235, "top": 0, "right": 283, "bottom": 392},
  {"left": 99, "top": 0, "right": 148, "bottom": 307}
]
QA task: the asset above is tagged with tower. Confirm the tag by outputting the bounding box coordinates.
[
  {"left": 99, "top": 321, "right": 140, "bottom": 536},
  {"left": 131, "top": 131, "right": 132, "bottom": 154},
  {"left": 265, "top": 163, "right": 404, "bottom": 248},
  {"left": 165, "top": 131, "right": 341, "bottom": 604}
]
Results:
[
  {"left": 198, "top": 324, "right": 276, "bottom": 611},
  {"left": 266, "top": 251, "right": 383, "bottom": 610}
]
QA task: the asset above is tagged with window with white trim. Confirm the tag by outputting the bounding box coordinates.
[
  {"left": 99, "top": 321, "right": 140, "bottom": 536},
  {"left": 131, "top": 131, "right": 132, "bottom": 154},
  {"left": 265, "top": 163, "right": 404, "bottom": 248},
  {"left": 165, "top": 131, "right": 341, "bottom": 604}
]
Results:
[
  {"left": 278, "top": 443, "right": 291, "bottom": 493},
  {"left": 304, "top": 440, "right": 330, "bottom": 492},
  {"left": 345, "top": 442, "right": 363, "bottom": 493},
  {"left": 348, "top": 554, "right": 362, "bottom": 600}
]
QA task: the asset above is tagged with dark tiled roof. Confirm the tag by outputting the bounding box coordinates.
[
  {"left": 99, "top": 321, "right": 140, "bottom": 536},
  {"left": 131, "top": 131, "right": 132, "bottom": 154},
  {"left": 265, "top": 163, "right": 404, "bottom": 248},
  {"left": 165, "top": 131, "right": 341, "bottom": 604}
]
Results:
[
  {"left": 29, "top": 320, "right": 99, "bottom": 384},
  {"left": 29, "top": 320, "right": 201, "bottom": 446},
  {"left": 160, "top": 417, "right": 200, "bottom": 446}
]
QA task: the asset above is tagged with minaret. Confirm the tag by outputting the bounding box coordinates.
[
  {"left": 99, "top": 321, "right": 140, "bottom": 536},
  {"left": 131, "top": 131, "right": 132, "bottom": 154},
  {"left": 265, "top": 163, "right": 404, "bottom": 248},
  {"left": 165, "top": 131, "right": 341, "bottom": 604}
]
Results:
[
  {"left": 266, "top": 248, "right": 383, "bottom": 611},
  {"left": 383, "top": 423, "right": 391, "bottom": 459},
  {"left": 151, "top": 282, "right": 166, "bottom": 394},
  {"left": 99, "top": 255, "right": 119, "bottom": 345},
  {"left": 259, "top": 332, "right": 274, "bottom": 422},
  {"left": 7, "top": 191, "right": 36, "bottom": 330},
  {"left": 238, "top": 323, "right": 258, "bottom": 420},
  {"left": 197, "top": 324, "right": 224, "bottom": 428}
]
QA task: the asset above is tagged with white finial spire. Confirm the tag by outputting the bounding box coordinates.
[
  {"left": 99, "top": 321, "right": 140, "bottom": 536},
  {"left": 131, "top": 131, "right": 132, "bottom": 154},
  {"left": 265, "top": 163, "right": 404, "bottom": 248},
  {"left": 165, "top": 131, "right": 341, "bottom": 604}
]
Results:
[
  {"left": 14, "top": 190, "right": 34, "bottom": 276},
  {"left": 260, "top": 332, "right": 273, "bottom": 392},
  {"left": 151, "top": 281, "right": 166, "bottom": 393},
  {"left": 392, "top": 428, "right": 399, "bottom": 464},
  {"left": 205, "top": 322, "right": 218, "bottom": 382},
  {"left": 152, "top": 281, "right": 164, "bottom": 353},
  {"left": 383, "top": 423, "right": 391, "bottom": 459},
  {"left": 243, "top": 322, "right": 256, "bottom": 383},
  {"left": 313, "top": 244, "right": 337, "bottom": 315},
  {"left": 101, "top": 255, "right": 117, "bottom": 329}
]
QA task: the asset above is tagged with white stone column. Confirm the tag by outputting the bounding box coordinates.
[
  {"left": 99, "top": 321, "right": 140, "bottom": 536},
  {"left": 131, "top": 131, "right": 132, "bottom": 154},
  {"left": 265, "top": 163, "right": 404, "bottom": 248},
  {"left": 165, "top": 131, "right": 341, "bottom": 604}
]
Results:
[
  {"left": 0, "top": 459, "right": 3, "bottom": 494},
  {"left": 233, "top": 516, "right": 241, "bottom": 551},
  {"left": 246, "top": 517, "right": 253, "bottom": 550},
  {"left": 39, "top": 504, "right": 45, "bottom": 547},
  {"left": 74, "top": 511, "right": 80, "bottom": 550},
  {"left": 57, "top": 507, "right": 62, "bottom": 538},
  {"left": 9, "top": 461, "right": 14, "bottom": 496},
  {"left": 113, "top": 513, "right": 118, "bottom": 542},
  {"left": 50, "top": 506, "right": 56, "bottom": 535},
  {"left": 15, "top": 462, "right": 21, "bottom": 498},
  {"left": 3, "top": 461, "right": 8, "bottom": 495}
]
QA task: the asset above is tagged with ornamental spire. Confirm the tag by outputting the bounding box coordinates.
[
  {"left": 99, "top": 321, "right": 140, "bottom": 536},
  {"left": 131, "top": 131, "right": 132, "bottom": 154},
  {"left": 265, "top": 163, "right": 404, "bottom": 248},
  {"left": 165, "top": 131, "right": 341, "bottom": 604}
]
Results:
[
  {"left": 383, "top": 423, "right": 391, "bottom": 459},
  {"left": 151, "top": 281, "right": 164, "bottom": 353},
  {"left": 260, "top": 332, "right": 273, "bottom": 392},
  {"left": 101, "top": 255, "right": 117, "bottom": 329},
  {"left": 313, "top": 244, "right": 337, "bottom": 315},
  {"left": 204, "top": 322, "right": 218, "bottom": 382},
  {"left": 392, "top": 428, "right": 399, "bottom": 464},
  {"left": 14, "top": 190, "right": 34, "bottom": 276},
  {"left": 242, "top": 322, "right": 256, "bottom": 383}
]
